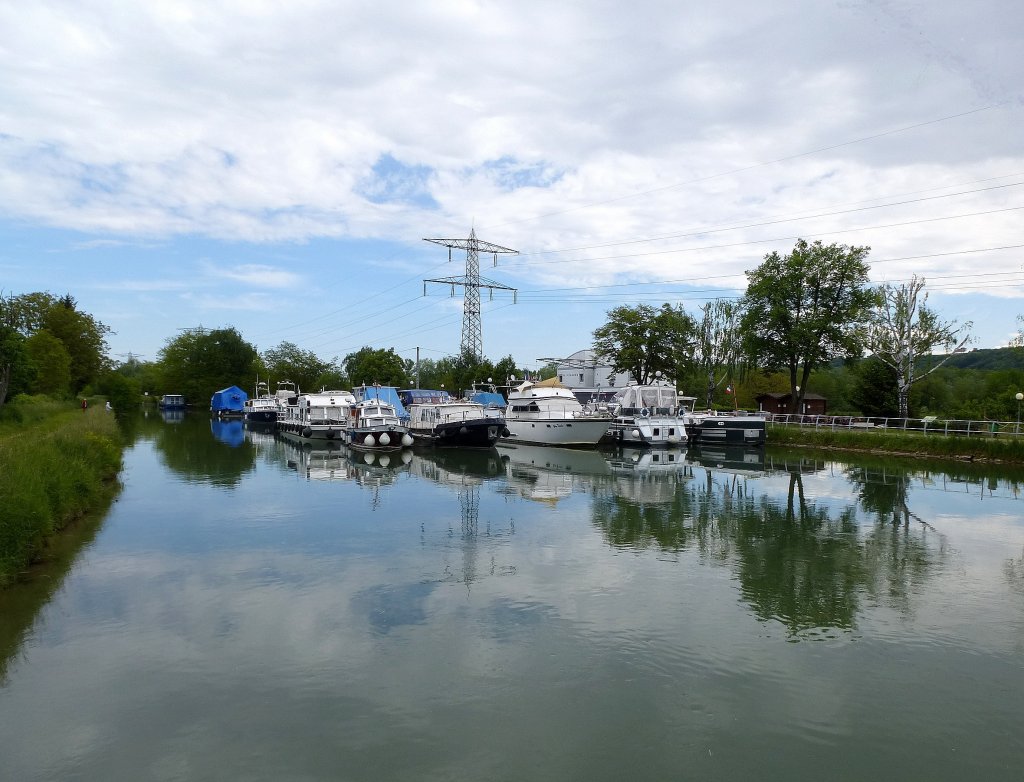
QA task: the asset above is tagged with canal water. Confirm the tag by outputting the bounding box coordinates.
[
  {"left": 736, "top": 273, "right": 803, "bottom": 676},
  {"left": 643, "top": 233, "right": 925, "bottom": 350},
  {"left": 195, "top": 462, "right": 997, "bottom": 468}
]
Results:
[{"left": 1, "top": 412, "right": 1023, "bottom": 781}]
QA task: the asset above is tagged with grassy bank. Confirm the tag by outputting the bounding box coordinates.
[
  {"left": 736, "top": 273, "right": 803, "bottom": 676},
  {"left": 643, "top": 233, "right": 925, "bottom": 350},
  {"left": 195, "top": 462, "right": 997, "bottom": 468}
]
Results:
[
  {"left": 0, "top": 398, "right": 124, "bottom": 587},
  {"left": 767, "top": 423, "right": 1024, "bottom": 463}
]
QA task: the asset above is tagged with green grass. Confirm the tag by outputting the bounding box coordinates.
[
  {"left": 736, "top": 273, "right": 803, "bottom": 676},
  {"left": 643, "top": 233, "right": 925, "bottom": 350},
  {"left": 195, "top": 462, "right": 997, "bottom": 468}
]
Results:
[
  {"left": 0, "top": 398, "right": 124, "bottom": 587},
  {"left": 767, "top": 423, "right": 1024, "bottom": 463}
]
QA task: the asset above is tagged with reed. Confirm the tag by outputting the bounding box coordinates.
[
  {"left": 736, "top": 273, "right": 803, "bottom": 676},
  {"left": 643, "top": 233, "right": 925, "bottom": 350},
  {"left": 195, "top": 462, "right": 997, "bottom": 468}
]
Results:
[
  {"left": 767, "top": 423, "right": 1024, "bottom": 463},
  {"left": 0, "top": 400, "right": 123, "bottom": 587}
]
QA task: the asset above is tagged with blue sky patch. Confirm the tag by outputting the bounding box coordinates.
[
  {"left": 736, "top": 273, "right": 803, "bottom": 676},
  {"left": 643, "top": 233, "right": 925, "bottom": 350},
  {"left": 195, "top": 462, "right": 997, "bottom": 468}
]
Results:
[{"left": 357, "top": 153, "right": 438, "bottom": 208}]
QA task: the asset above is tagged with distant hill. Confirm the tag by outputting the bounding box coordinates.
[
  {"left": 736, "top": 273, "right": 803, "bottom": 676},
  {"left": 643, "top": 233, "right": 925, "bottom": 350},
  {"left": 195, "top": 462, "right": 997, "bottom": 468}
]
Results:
[
  {"left": 921, "top": 347, "right": 1024, "bottom": 371},
  {"left": 831, "top": 347, "right": 1024, "bottom": 372}
]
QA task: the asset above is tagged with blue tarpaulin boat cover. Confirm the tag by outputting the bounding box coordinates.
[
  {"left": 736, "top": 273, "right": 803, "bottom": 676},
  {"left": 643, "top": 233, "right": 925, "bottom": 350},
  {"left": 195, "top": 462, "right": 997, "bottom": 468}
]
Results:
[
  {"left": 210, "top": 385, "right": 248, "bottom": 413},
  {"left": 468, "top": 390, "right": 506, "bottom": 409},
  {"left": 355, "top": 386, "right": 409, "bottom": 420}
]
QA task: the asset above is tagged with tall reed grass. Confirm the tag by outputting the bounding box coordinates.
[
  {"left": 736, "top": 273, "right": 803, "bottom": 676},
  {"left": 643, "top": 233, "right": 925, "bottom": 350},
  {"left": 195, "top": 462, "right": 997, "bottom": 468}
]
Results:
[{"left": 0, "top": 400, "right": 123, "bottom": 587}]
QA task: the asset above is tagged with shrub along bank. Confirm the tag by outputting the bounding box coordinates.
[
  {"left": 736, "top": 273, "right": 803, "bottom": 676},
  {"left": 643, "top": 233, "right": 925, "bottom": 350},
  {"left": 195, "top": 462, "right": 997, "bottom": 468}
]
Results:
[
  {"left": 768, "top": 423, "right": 1024, "bottom": 463},
  {"left": 0, "top": 398, "right": 123, "bottom": 587}
]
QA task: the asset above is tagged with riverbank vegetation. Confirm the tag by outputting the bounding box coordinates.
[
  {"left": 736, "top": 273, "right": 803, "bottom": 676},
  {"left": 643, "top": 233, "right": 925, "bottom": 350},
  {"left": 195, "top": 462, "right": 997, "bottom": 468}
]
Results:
[
  {"left": 767, "top": 422, "right": 1024, "bottom": 463},
  {"left": 0, "top": 398, "right": 123, "bottom": 587}
]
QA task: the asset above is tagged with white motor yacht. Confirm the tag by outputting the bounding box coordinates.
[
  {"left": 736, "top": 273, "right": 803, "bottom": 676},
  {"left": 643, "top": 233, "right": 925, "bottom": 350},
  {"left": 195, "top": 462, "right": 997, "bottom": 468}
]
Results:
[{"left": 503, "top": 378, "right": 612, "bottom": 447}]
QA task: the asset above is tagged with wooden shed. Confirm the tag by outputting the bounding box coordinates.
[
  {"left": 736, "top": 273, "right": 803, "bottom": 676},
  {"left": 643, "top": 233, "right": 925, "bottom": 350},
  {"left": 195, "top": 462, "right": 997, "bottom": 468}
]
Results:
[{"left": 755, "top": 392, "right": 827, "bottom": 416}]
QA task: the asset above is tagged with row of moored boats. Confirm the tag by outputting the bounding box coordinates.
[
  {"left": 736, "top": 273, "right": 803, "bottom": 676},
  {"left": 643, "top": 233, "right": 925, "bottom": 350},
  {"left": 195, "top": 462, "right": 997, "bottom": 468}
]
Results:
[{"left": 240, "top": 378, "right": 767, "bottom": 452}]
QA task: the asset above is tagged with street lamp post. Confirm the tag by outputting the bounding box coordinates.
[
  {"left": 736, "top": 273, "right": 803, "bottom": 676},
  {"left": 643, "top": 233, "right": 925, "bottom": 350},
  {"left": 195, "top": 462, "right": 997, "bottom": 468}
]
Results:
[{"left": 1016, "top": 392, "right": 1023, "bottom": 434}]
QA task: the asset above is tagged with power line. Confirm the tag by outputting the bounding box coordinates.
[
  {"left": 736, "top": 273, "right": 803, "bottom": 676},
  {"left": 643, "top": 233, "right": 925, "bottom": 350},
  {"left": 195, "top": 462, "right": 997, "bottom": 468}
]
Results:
[
  {"left": 488, "top": 103, "right": 1007, "bottom": 229},
  {"left": 504, "top": 205, "right": 1024, "bottom": 269}
]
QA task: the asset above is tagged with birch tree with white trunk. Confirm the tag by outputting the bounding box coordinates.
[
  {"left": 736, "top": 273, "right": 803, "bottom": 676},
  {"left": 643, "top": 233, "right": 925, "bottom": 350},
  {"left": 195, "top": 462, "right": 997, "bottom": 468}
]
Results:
[
  {"left": 863, "top": 275, "right": 971, "bottom": 418},
  {"left": 694, "top": 299, "right": 742, "bottom": 409}
]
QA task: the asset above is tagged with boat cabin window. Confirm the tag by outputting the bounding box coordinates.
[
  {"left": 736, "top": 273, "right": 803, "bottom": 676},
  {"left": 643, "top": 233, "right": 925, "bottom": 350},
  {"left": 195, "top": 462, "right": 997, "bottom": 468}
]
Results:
[{"left": 511, "top": 403, "right": 541, "bottom": 413}]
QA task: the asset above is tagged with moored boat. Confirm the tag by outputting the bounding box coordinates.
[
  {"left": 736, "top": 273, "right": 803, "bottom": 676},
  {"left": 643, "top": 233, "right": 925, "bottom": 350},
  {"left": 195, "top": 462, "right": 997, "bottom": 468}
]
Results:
[
  {"left": 158, "top": 394, "right": 186, "bottom": 409},
  {"left": 243, "top": 381, "right": 279, "bottom": 423},
  {"left": 346, "top": 397, "right": 414, "bottom": 451},
  {"left": 502, "top": 378, "right": 612, "bottom": 447},
  {"left": 210, "top": 385, "right": 247, "bottom": 419},
  {"left": 277, "top": 389, "right": 356, "bottom": 442},
  {"left": 401, "top": 389, "right": 507, "bottom": 448},
  {"left": 602, "top": 380, "right": 688, "bottom": 448},
  {"left": 683, "top": 406, "right": 767, "bottom": 446}
]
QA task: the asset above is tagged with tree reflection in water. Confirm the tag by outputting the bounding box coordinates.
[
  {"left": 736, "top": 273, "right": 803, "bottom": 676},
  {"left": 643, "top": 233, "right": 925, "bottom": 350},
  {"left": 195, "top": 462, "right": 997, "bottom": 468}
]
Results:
[
  {"left": 593, "top": 451, "right": 949, "bottom": 638},
  {"left": 151, "top": 413, "right": 257, "bottom": 487}
]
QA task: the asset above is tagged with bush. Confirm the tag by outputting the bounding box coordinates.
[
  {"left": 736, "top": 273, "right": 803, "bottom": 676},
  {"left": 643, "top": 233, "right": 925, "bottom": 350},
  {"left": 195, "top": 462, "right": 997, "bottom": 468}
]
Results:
[{"left": 0, "top": 404, "right": 123, "bottom": 586}]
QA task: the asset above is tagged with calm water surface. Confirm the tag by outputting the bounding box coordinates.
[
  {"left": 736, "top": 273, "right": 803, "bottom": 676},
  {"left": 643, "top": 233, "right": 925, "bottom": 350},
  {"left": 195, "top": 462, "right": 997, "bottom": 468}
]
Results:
[{"left": 1, "top": 413, "right": 1023, "bottom": 781}]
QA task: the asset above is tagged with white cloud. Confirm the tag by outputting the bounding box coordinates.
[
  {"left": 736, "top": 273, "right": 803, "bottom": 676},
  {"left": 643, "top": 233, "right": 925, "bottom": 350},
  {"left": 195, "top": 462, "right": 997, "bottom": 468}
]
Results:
[
  {"left": 1, "top": 1, "right": 1023, "bottom": 358},
  {"left": 201, "top": 262, "right": 302, "bottom": 288}
]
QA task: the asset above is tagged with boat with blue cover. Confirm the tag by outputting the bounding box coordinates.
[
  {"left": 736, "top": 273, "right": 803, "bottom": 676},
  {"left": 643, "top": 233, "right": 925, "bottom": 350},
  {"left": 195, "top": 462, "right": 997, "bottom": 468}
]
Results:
[{"left": 401, "top": 388, "right": 507, "bottom": 448}]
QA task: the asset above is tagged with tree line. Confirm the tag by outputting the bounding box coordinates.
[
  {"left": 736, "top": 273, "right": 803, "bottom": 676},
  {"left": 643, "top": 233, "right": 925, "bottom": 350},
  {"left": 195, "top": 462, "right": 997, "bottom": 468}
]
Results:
[
  {"left": 0, "top": 290, "right": 533, "bottom": 414},
  {"left": 593, "top": 238, "right": 993, "bottom": 418},
  {"left": 3, "top": 238, "right": 1021, "bottom": 420}
]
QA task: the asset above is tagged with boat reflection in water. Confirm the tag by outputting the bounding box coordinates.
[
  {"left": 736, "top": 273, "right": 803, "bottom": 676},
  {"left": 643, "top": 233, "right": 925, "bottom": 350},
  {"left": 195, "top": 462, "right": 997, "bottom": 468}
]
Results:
[
  {"left": 685, "top": 444, "right": 768, "bottom": 477},
  {"left": 277, "top": 431, "right": 411, "bottom": 483},
  {"left": 160, "top": 407, "right": 185, "bottom": 423},
  {"left": 242, "top": 420, "right": 278, "bottom": 447},
  {"left": 411, "top": 446, "right": 505, "bottom": 487},
  {"left": 497, "top": 441, "right": 613, "bottom": 503},
  {"left": 603, "top": 446, "right": 696, "bottom": 505},
  {"left": 210, "top": 417, "right": 245, "bottom": 447}
]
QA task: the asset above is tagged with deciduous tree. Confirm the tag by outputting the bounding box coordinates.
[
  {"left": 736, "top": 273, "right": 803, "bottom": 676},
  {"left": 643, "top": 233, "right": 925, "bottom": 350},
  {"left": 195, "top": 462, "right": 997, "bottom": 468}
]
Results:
[
  {"left": 741, "top": 239, "right": 876, "bottom": 413},
  {"left": 0, "top": 325, "right": 30, "bottom": 406},
  {"left": 262, "top": 341, "right": 332, "bottom": 392},
  {"left": 593, "top": 303, "right": 695, "bottom": 385},
  {"left": 39, "top": 295, "right": 111, "bottom": 393},
  {"left": 25, "top": 329, "right": 72, "bottom": 397},
  {"left": 157, "top": 327, "right": 259, "bottom": 404},
  {"left": 343, "top": 346, "right": 409, "bottom": 388},
  {"left": 694, "top": 299, "right": 742, "bottom": 408},
  {"left": 862, "top": 275, "right": 971, "bottom": 418}
]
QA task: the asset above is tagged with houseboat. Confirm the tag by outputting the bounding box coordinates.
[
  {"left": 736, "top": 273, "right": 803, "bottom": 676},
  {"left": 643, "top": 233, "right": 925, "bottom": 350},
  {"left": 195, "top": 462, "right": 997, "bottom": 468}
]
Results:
[{"left": 277, "top": 389, "right": 356, "bottom": 442}]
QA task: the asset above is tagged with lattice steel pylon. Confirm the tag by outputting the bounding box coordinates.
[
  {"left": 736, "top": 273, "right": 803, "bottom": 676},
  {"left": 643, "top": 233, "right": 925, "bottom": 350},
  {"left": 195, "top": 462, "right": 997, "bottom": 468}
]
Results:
[{"left": 423, "top": 228, "right": 518, "bottom": 360}]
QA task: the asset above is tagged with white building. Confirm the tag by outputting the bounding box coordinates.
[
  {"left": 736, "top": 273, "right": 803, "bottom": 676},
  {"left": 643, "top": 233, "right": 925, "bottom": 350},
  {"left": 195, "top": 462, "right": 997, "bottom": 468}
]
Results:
[{"left": 554, "top": 349, "right": 633, "bottom": 390}]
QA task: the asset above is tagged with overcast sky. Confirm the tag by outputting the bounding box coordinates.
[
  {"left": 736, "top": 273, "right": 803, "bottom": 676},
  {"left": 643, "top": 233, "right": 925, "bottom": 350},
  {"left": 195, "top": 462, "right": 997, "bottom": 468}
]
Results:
[{"left": 1, "top": 0, "right": 1022, "bottom": 376}]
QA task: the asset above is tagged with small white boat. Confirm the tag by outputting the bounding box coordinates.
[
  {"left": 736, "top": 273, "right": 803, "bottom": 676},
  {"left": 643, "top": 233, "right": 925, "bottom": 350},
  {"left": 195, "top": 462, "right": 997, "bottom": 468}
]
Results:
[
  {"left": 346, "top": 398, "right": 414, "bottom": 452},
  {"left": 243, "top": 381, "right": 279, "bottom": 423},
  {"left": 603, "top": 380, "right": 688, "bottom": 448},
  {"left": 503, "top": 378, "right": 612, "bottom": 447}
]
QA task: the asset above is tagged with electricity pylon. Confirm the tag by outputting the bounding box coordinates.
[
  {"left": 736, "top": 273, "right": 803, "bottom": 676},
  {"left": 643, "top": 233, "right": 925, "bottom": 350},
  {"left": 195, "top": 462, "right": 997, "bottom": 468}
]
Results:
[{"left": 423, "top": 228, "right": 518, "bottom": 360}]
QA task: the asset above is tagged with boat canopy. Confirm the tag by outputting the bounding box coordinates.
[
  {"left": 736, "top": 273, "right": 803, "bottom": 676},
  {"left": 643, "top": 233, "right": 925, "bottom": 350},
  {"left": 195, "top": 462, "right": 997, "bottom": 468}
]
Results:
[
  {"left": 354, "top": 385, "right": 409, "bottom": 419},
  {"left": 614, "top": 384, "right": 677, "bottom": 413},
  {"left": 468, "top": 390, "right": 506, "bottom": 408}
]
